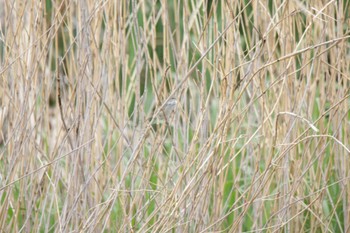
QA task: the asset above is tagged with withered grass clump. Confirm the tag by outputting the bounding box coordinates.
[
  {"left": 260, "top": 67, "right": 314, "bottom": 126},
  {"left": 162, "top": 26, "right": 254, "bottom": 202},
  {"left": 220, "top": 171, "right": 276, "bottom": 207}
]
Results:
[{"left": 0, "top": 0, "right": 349, "bottom": 232}]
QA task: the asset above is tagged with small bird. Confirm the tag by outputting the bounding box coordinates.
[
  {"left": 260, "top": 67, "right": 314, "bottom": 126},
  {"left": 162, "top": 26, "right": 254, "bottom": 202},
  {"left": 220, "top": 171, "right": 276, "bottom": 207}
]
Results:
[
  {"left": 150, "top": 97, "right": 177, "bottom": 124},
  {"left": 157, "top": 97, "right": 177, "bottom": 121}
]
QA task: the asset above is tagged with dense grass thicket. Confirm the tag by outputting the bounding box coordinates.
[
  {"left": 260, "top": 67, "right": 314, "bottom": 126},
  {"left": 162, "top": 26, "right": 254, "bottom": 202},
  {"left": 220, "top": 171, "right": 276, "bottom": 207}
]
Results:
[{"left": 0, "top": 0, "right": 349, "bottom": 232}]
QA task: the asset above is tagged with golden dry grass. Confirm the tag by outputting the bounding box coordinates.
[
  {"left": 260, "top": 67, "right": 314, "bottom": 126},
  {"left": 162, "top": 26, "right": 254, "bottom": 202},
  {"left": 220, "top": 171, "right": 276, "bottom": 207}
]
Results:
[{"left": 0, "top": 0, "right": 349, "bottom": 232}]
